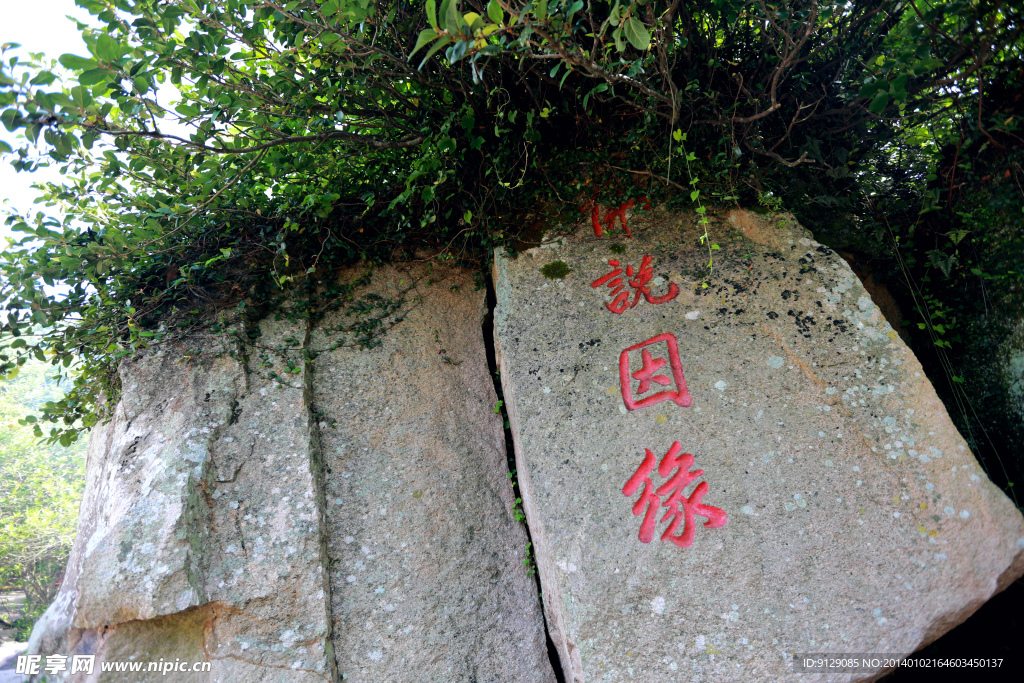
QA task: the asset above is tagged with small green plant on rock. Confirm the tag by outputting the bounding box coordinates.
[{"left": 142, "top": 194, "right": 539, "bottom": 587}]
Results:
[
  {"left": 758, "top": 191, "right": 785, "bottom": 212},
  {"left": 540, "top": 260, "right": 571, "bottom": 279},
  {"left": 523, "top": 542, "right": 537, "bottom": 576}
]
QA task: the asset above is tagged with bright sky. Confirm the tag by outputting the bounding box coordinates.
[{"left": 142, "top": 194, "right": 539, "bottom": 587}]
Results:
[{"left": 0, "top": 0, "right": 92, "bottom": 244}]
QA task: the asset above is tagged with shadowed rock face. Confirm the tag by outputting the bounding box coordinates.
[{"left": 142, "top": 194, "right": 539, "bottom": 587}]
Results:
[
  {"left": 26, "top": 266, "right": 554, "bottom": 683},
  {"left": 492, "top": 210, "right": 1024, "bottom": 683}
]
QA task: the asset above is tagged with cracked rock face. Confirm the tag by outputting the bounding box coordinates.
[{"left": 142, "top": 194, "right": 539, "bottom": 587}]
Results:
[
  {"left": 492, "top": 210, "right": 1024, "bottom": 683},
  {"left": 311, "top": 267, "right": 552, "bottom": 683},
  {"left": 27, "top": 266, "right": 553, "bottom": 683},
  {"left": 28, "top": 316, "right": 335, "bottom": 682}
]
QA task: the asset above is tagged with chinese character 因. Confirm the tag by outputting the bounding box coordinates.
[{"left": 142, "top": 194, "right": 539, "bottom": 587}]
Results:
[
  {"left": 591, "top": 255, "right": 680, "bottom": 314},
  {"left": 619, "top": 332, "right": 692, "bottom": 410},
  {"left": 622, "top": 441, "right": 727, "bottom": 548}
]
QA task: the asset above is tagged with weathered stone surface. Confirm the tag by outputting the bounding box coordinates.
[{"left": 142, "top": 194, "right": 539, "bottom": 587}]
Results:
[
  {"left": 28, "top": 316, "right": 336, "bottom": 681},
  {"left": 311, "top": 266, "right": 554, "bottom": 683},
  {"left": 493, "top": 209, "right": 1024, "bottom": 682},
  {"left": 28, "top": 265, "right": 554, "bottom": 681}
]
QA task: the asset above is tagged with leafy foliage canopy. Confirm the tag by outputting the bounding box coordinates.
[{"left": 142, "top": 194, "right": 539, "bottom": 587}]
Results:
[{"left": 0, "top": 0, "right": 1021, "bottom": 446}]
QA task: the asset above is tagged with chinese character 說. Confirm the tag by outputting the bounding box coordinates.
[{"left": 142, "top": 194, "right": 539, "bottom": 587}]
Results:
[
  {"left": 619, "top": 332, "right": 692, "bottom": 411},
  {"left": 622, "top": 442, "right": 727, "bottom": 548},
  {"left": 591, "top": 255, "right": 680, "bottom": 314}
]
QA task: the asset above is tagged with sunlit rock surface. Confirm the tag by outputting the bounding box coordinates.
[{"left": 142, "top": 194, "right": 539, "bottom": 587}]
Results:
[
  {"left": 493, "top": 209, "right": 1024, "bottom": 682},
  {"left": 28, "top": 266, "right": 553, "bottom": 682}
]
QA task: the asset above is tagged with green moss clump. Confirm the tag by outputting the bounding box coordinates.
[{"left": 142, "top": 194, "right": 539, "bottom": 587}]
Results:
[
  {"left": 540, "top": 260, "right": 572, "bottom": 279},
  {"left": 609, "top": 243, "right": 626, "bottom": 254}
]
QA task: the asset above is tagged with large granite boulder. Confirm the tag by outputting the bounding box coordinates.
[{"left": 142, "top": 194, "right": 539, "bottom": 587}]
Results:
[
  {"left": 492, "top": 208, "right": 1024, "bottom": 682},
  {"left": 27, "top": 266, "right": 554, "bottom": 682}
]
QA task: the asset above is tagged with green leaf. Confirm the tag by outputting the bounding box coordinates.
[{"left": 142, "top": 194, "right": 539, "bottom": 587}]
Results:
[
  {"left": 858, "top": 80, "right": 884, "bottom": 99},
  {"left": 690, "top": 190, "right": 699, "bottom": 202},
  {"left": 446, "top": 39, "right": 468, "bottom": 63},
  {"left": 535, "top": 0, "right": 548, "bottom": 22},
  {"left": 613, "top": 26, "right": 626, "bottom": 52},
  {"left": 912, "top": 58, "right": 941, "bottom": 75},
  {"left": 608, "top": 0, "right": 622, "bottom": 25},
  {"left": 0, "top": 109, "right": 17, "bottom": 131},
  {"left": 891, "top": 74, "right": 908, "bottom": 100},
  {"left": 446, "top": 0, "right": 462, "bottom": 32},
  {"left": 59, "top": 54, "right": 95, "bottom": 71},
  {"left": 95, "top": 35, "right": 120, "bottom": 63},
  {"left": 411, "top": 29, "right": 439, "bottom": 57},
  {"left": 622, "top": 17, "right": 650, "bottom": 50},
  {"left": 559, "top": 68, "right": 572, "bottom": 89},
  {"left": 869, "top": 91, "right": 889, "bottom": 115},
  {"left": 77, "top": 68, "right": 109, "bottom": 87},
  {"left": 30, "top": 70, "right": 57, "bottom": 86},
  {"left": 419, "top": 36, "right": 452, "bottom": 69},
  {"left": 486, "top": 0, "right": 502, "bottom": 24},
  {"left": 426, "top": 0, "right": 439, "bottom": 30},
  {"left": 175, "top": 103, "right": 201, "bottom": 117}
]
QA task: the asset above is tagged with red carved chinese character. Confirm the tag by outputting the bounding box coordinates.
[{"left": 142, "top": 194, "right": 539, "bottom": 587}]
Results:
[
  {"left": 619, "top": 333, "right": 692, "bottom": 410},
  {"left": 591, "top": 255, "right": 680, "bottom": 314},
  {"left": 602, "top": 199, "right": 634, "bottom": 237},
  {"left": 583, "top": 196, "right": 652, "bottom": 237},
  {"left": 622, "top": 442, "right": 727, "bottom": 547}
]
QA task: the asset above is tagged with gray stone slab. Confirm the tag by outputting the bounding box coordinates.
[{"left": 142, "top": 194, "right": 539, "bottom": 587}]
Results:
[
  {"left": 311, "top": 265, "right": 555, "bottom": 683},
  {"left": 27, "top": 265, "right": 555, "bottom": 682},
  {"left": 27, "top": 318, "right": 336, "bottom": 681},
  {"left": 493, "top": 209, "right": 1024, "bottom": 682}
]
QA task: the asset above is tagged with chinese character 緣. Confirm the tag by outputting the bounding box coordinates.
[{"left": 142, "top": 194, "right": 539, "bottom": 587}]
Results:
[{"left": 622, "top": 441, "right": 727, "bottom": 548}]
